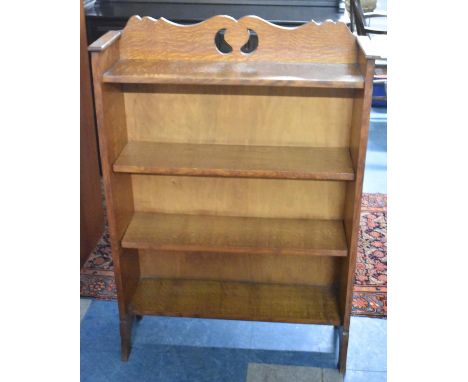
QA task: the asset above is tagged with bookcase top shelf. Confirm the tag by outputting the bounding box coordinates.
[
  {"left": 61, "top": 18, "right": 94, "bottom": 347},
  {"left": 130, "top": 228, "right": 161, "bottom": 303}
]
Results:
[
  {"left": 92, "top": 15, "right": 364, "bottom": 87},
  {"left": 103, "top": 60, "right": 364, "bottom": 88},
  {"left": 114, "top": 141, "right": 355, "bottom": 180},
  {"left": 118, "top": 15, "right": 357, "bottom": 61}
]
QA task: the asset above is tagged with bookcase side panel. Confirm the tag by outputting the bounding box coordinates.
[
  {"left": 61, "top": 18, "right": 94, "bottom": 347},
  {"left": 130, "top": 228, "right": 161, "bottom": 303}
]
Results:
[
  {"left": 338, "top": 49, "right": 375, "bottom": 372},
  {"left": 91, "top": 45, "right": 140, "bottom": 317},
  {"left": 341, "top": 53, "right": 375, "bottom": 326}
]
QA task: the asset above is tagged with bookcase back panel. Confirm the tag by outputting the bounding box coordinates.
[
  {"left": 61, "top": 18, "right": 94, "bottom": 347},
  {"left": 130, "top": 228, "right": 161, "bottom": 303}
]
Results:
[
  {"left": 124, "top": 85, "right": 354, "bottom": 148},
  {"left": 132, "top": 175, "right": 346, "bottom": 220},
  {"left": 139, "top": 250, "right": 341, "bottom": 287}
]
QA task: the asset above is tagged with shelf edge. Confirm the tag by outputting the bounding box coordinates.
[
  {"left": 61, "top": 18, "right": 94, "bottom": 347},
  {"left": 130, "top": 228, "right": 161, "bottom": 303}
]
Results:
[
  {"left": 102, "top": 74, "right": 364, "bottom": 88},
  {"left": 121, "top": 240, "right": 348, "bottom": 257},
  {"left": 89, "top": 30, "right": 122, "bottom": 52},
  {"left": 113, "top": 165, "right": 355, "bottom": 181}
]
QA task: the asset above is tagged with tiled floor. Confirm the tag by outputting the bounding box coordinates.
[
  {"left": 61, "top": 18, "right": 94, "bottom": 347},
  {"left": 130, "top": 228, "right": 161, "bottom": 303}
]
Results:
[
  {"left": 80, "top": 300, "right": 386, "bottom": 382},
  {"left": 246, "top": 363, "right": 343, "bottom": 381},
  {"left": 80, "top": 298, "right": 92, "bottom": 320}
]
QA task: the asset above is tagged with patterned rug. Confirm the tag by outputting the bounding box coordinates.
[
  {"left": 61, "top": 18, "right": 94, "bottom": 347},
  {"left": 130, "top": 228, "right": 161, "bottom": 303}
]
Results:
[
  {"left": 353, "top": 193, "right": 387, "bottom": 317},
  {"left": 81, "top": 193, "right": 387, "bottom": 318}
]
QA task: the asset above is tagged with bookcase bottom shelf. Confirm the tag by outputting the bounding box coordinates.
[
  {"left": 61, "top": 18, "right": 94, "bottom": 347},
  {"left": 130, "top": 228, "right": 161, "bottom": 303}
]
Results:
[{"left": 130, "top": 278, "right": 341, "bottom": 326}]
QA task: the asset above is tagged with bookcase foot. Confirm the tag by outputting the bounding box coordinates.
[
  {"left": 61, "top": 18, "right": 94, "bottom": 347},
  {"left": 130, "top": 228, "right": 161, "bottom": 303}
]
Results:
[
  {"left": 121, "top": 338, "right": 130, "bottom": 362},
  {"left": 120, "top": 316, "right": 134, "bottom": 362},
  {"left": 338, "top": 329, "right": 349, "bottom": 375},
  {"left": 136, "top": 314, "right": 143, "bottom": 322}
]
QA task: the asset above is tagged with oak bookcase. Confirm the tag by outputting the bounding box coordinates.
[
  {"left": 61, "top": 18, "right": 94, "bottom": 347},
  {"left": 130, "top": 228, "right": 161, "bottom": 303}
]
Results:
[{"left": 89, "top": 15, "right": 375, "bottom": 374}]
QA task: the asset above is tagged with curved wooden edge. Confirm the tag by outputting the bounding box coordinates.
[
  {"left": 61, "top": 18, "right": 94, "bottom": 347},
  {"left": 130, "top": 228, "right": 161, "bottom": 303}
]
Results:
[
  {"left": 89, "top": 30, "right": 122, "bottom": 52},
  {"left": 126, "top": 14, "right": 348, "bottom": 30},
  {"left": 120, "top": 15, "right": 358, "bottom": 63}
]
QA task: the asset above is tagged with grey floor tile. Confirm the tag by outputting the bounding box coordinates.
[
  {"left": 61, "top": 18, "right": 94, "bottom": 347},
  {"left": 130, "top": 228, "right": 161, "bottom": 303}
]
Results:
[
  {"left": 249, "top": 321, "right": 335, "bottom": 352},
  {"left": 246, "top": 363, "right": 342, "bottom": 382},
  {"left": 80, "top": 301, "right": 121, "bottom": 351},
  {"left": 347, "top": 317, "right": 387, "bottom": 372},
  {"left": 323, "top": 368, "right": 344, "bottom": 382},
  {"left": 345, "top": 370, "right": 387, "bottom": 382},
  {"left": 81, "top": 301, "right": 387, "bottom": 381},
  {"left": 133, "top": 316, "right": 253, "bottom": 349},
  {"left": 80, "top": 298, "right": 92, "bottom": 321}
]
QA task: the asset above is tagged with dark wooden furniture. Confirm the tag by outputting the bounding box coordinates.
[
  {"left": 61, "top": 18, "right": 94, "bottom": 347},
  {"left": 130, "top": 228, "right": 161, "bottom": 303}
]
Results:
[
  {"left": 81, "top": 0, "right": 104, "bottom": 267},
  {"left": 348, "top": 0, "right": 386, "bottom": 105},
  {"left": 349, "top": 0, "right": 386, "bottom": 36},
  {"left": 89, "top": 15, "right": 376, "bottom": 374},
  {"left": 85, "top": 0, "right": 344, "bottom": 43}
]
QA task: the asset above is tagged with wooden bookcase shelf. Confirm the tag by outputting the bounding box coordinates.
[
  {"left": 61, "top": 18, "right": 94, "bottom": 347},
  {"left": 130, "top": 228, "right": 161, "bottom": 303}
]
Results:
[
  {"left": 90, "top": 15, "right": 375, "bottom": 375},
  {"left": 103, "top": 60, "right": 365, "bottom": 88},
  {"left": 114, "top": 141, "right": 355, "bottom": 180},
  {"left": 131, "top": 278, "right": 341, "bottom": 325},
  {"left": 122, "top": 212, "right": 348, "bottom": 256}
]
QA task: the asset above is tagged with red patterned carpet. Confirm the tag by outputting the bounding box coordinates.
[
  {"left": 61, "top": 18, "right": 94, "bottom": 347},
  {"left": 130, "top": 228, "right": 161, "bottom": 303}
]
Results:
[
  {"left": 353, "top": 193, "right": 387, "bottom": 317},
  {"left": 81, "top": 193, "right": 387, "bottom": 318}
]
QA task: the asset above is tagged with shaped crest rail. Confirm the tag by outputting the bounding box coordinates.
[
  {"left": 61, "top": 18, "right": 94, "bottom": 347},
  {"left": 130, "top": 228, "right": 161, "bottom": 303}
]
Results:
[{"left": 118, "top": 15, "right": 358, "bottom": 64}]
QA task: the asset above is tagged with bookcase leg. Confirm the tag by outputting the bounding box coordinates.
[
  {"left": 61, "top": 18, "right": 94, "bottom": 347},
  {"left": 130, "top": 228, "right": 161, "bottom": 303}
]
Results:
[
  {"left": 136, "top": 314, "right": 143, "bottom": 322},
  {"left": 120, "top": 315, "right": 134, "bottom": 362},
  {"left": 338, "top": 329, "right": 349, "bottom": 375}
]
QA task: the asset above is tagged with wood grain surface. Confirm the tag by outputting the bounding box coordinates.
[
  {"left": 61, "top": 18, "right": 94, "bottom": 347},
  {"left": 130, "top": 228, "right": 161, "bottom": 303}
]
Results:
[
  {"left": 132, "top": 175, "right": 347, "bottom": 220},
  {"left": 119, "top": 15, "right": 357, "bottom": 64},
  {"left": 138, "top": 250, "right": 340, "bottom": 287},
  {"left": 81, "top": 1, "right": 104, "bottom": 267},
  {"left": 90, "top": 22, "right": 139, "bottom": 359},
  {"left": 104, "top": 60, "right": 364, "bottom": 88},
  {"left": 338, "top": 44, "right": 375, "bottom": 374},
  {"left": 88, "top": 30, "right": 121, "bottom": 52},
  {"left": 114, "top": 141, "right": 355, "bottom": 180},
  {"left": 131, "top": 278, "right": 341, "bottom": 325},
  {"left": 124, "top": 85, "right": 354, "bottom": 148},
  {"left": 122, "top": 212, "right": 348, "bottom": 256}
]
